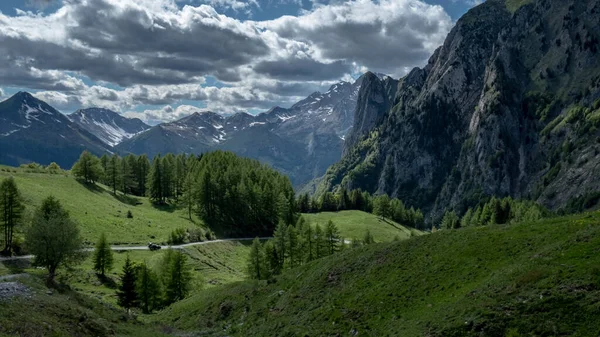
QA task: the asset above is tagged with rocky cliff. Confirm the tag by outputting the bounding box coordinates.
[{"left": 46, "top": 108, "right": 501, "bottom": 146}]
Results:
[{"left": 318, "top": 0, "right": 600, "bottom": 223}]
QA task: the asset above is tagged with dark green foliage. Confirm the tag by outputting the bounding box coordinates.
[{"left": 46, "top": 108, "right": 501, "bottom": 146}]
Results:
[
  {"left": 194, "top": 151, "right": 296, "bottom": 237},
  {"left": 26, "top": 196, "right": 84, "bottom": 282},
  {"left": 93, "top": 232, "right": 113, "bottom": 276},
  {"left": 325, "top": 220, "right": 340, "bottom": 255},
  {"left": 363, "top": 229, "right": 375, "bottom": 245},
  {"left": 135, "top": 263, "right": 162, "bottom": 314},
  {"left": 147, "top": 154, "right": 165, "bottom": 203},
  {"left": 441, "top": 210, "right": 460, "bottom": 229},
  {"left": 106, "top": 154, "right": 121, "bottom": 195},
  {"left": 168, "top": 228, "right": 187, "bottom": 245},
  {"left": 165, "top": 250, "right": 193, "bottom": 304},
  {"left": 460, "top": 197, "right": 547, "bottom": 227},
  {"left": 117, "top": 255, "right": 137, "bottom": 310},
  {"left": 71, "top": 151, "right": 102, "bottom": 184},
  {"left": 373, "top": 194, "right": 391, "bottom": 220},
  {"left": 562, "top": 191, "right": 600, "bottom": 214},
  {"left": 126, "top": 210, "right": 133, "bottom": 219},
  {"left": 0, "top": 177, "right": 24, "bottom": 255},
  {"left": 247, "top": 237, "right": 266, "bottom": 280}
]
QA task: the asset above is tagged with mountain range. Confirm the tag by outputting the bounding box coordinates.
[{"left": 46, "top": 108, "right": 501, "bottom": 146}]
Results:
[
  {"left": 317, "top": 0, "right": 600, "bottom": 221},
  {"left": 0, "top": 78, "right": 363, "bottom": 187}
]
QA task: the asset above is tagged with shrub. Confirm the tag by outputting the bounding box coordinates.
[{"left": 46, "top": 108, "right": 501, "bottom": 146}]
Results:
[{"left": 126, "top": 210, "right": 133, "bottom": 219}]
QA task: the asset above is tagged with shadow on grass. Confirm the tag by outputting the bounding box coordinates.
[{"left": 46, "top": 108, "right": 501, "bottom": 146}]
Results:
[
  {"left": 151, "top": 202, "right": 177, "bottom": 213},
  {"left": 1, "top": 259, "right": 30, "bottom": 274},
  {"left": 79, "top": 181, "right": 106, "bottom": 194},
  {"left": 114, "top": 193, "right": 142, "bottom": 206},
  {"left": 97, "top": 274, "right": 118, "bottom": 289},
  {"left": 380, "top": 218, "right": 413, "bottom": 235}
]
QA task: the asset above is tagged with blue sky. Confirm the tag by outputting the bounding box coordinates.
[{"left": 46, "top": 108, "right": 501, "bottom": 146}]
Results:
[{"left": 0, "top": 0, "right": 481, "bottom": 123}]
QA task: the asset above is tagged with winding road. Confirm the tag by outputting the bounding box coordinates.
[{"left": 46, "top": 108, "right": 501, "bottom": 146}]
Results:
[{"left": 0, "top": 237, "right": 271, "bottom": 262}]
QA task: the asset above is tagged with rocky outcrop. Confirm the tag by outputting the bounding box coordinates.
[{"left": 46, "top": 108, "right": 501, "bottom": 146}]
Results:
[{"left": 318, "top": 0, "right": 600, "bottom": 223}]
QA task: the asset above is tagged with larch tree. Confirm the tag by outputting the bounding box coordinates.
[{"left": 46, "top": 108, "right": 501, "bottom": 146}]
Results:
[
  {"left": 117, "top": 255, "right": 138, "bottom": 310},
  {"left": 0, "top": 177, "right": 24, "bottom": 256},
  {"left": 71, "top": 150, "right": 102, "bottom": 184},
  {"left": 93, "top": 232, "right": 114, "bottom": 276},
  {"left": 26, "top": 196, "right": 84, "bottom": 282},
  {"left": 165, "top": 250, "right": 192, "bottom": 304},
  {"left": 247, "top": 237, "right": 265, "bottom": 280}
]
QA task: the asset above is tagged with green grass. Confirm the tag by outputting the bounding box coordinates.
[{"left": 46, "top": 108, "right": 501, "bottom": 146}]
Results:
[
  {"left": 0, "top": 167, "right": 200, "bottom": 246},
  {"left": 155, "top": 211, "right": 600, "bottom": 336},
  {"left": 0, "top": 275, "right": 166, "bottom": 337},
  {"left": 302, "top": 210, "right": 424, "bottom": 242},
  {"left": 51, "top": 241, "right": 253, "bottom": 308}
]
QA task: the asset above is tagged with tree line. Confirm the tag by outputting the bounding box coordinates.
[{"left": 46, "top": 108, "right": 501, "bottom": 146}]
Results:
[
  {"left": 440, "top": 196, "right": 548, "bottom": 229},
  {"left": 246, "top": 217, "right": 348, "bottom": 280},
  {"left": 71, "top": 150, "right": 297, "bottom": 237},
  {"left": 297, "top": 190, "right": 425, "bottom": 229}
]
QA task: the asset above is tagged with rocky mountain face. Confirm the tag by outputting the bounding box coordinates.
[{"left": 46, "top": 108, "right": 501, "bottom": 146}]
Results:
[
  {"left": 317, "top": 0, "right": 600, "bottom": 222},
  {"left": 0, "top": 92, "right": 111, "bottom": 168},
  {"left": 69, "top": 108, "right": 150, "bottom": 146},
  {"left": 117, "top": 77, "right": 363, "bottom": 187}
]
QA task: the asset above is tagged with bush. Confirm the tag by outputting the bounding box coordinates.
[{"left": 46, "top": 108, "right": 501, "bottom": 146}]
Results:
[
  {"left": 168, "top": 228, "right": 188, "bottom": 245},
  {"left": 126, "top": 210, "right": 133, "bottom": 219},
  {"left": 187, "top": 227, "right": 206, "bottom": 242}
]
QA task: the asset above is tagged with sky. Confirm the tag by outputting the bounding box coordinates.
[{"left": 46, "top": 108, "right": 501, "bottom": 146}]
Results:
[{"left": 0, "top": 0, "right": 481, "bottom": 124}]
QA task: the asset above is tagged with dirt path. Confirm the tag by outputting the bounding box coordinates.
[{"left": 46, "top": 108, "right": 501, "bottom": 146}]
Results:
[{"left": 0, "top": 237, "right": 271, "bottom": 262}]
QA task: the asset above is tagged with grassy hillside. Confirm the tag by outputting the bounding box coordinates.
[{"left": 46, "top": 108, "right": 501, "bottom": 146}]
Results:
[
  {"left": 0, "top": 167, "right": 199, "bottom": 246},
  {"left": 49, "top": 241, "right": 253, "bottom": 307},
  {"left": 302, "top": 210, "right": 423, "bottom": 242},
  {"left": 156, "top": 211, "right": 600, "bottom": 336},
  {"left": 0, "top": 275, "right": 165, "bottom": 337}
]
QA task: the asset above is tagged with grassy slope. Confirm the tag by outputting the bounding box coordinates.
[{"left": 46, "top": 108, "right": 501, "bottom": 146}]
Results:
[
  {"left": 156, "top": 212, "right": 600, "bottom": 336},
  {"left": 302, "top": 210, "right": 423, "bottom": 242},
  {"left": 56, "top": 241, "right": 253, "bottom": 307},
  {"left": 0, "top": 275, "right": 166, "bottom": 337},
  {"left": 0, "top": 168, "right": 198, "bottom": 246}
]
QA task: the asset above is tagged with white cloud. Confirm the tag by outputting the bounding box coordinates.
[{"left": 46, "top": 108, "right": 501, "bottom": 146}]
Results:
[{"left": 0, "top": 0, "right": 454, "bottom": 122}]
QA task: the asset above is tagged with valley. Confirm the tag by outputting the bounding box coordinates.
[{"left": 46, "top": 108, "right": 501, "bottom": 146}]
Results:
[{"left": 0, "top": 0, "right": 599, "bottom": 336}]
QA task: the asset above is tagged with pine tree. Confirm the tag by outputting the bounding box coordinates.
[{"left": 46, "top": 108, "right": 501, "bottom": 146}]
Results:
[
  {"left": 325, "top": 220, "right": 340, "bottom": 255},
  {"left": 373, "top": 195, "right": 392, "bottom": 220},
  {"left": 273, "top": 221, "right": 287, "bottom": 269},
  {"left": 136, "top": 263, "right": 161, "bottom": 314},
  {"left": 286, "top": 225, "right": 299, "bottom": 267},
  {"left": 117, "top": 255, "right": 137, "bottom": 310},
  {"left": 93, "top": 232, "right": 114, "bottom": 276},
  {"left": 26, "top": 196, "right": 83, "bottom": 282},
  {"left": 314, "top": 223, "right": 326, "bottom": 258},
  {"left": 0, "top": 177, "right": 24, "bottom": 256},
  {"left": 106, "top": 154, "right": 121, "bottom": 195},
  {"left": 337, "top": 188, "right": 350, "bottom": 211},
  {"left": 165, "top": 251, "right": 192, "bottom": 304},
  {"left": 148, "top": 155, "right": 163, "bottom": 203},
  {"left": 263, "top": 240, "right": 280, "bottom": 276},
  {"left": 137, "top": 155, "right": 150, "bottom": 196},
  {"left": 100, "top": 154, "right": 109, "bottom": 184},
  {"left": 461, "top": 208, "right": 474, "bottom": 228},
  {"left": 181, "top": 171, "right": 196, "bottom": 220},
  {"left": 247, "top": 237, "right": 265, "bottom": 280},
  {"left": 303, "top": 223, "right": 314, "bottom": 262},
  {"left": 71, "top": 151, "right": 102, "bottom": 184}
]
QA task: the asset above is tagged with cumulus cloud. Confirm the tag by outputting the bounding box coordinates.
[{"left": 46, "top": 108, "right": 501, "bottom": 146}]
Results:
[
  {"left": 0, "top": 0, "right": 454, "bottom": 122},
  {"left": 261, "top": 0, "right": 452, "bottom": 76}
]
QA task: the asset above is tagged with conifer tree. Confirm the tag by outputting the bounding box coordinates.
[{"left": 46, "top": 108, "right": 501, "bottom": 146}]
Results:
[
  {"left": 117, "top": 255, "right": 137, "bottom": 310},
  {"left": 136, "top": 263, "right": 161, "bottom": 314},
  {"left": 71, "top": 151, "right": 102, "bottom": 184},
  {"left": 137, "top": 155, "right": 150, "bottom": 196},
  {"left": 286, "top": 225, "right": 299, "bottom": 267},
  {"left": 148, "top": 155, "right": 164, "bottom": 203},
  {"left": 247, "top": 237, "right": 265, "bottom": 280},
  {"left": 325, "top": 220, "right": 340, "bottom": 255},
  {"left": 373, "top": 195, "right": 392, "bottom": 220},
  {"left": 106, "top": 154, "right": 121, "bottom": 195},
  {"left": 263, "top": 240, "right": 281, "bottom": 276},
  {"left": 165, "top": 251, "right": 192, "bottom": 304},
  {"left": 273, "top": 221, "right": 287, "bottom": 268},
  {"left": 303, "top": 223, "right": 314, "bottom": 262},
  {"left": 0, "top": 177, "right": 24, "bottom": 256},
  {"left": 26, "top": 196, "right": 83, "bottom": 282},
  {"left": 93, "top": 232, "right": 114, "bottom": 276},
  {"left": 314, "top": 223, "right": 326, "bottom": 258}
]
